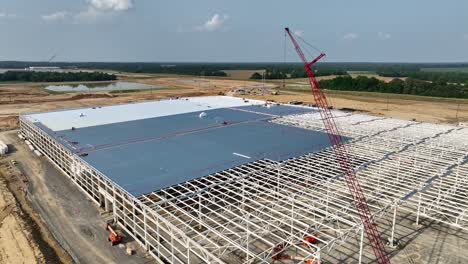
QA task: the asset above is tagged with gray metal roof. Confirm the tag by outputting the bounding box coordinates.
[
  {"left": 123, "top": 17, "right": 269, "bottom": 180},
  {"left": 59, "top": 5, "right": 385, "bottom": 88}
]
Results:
[
  {"left": 80, "top": 120, "right": 332, "bottom": 195},
  {"left": 32, "top": 99, "right": 346, "bottom": 196}
]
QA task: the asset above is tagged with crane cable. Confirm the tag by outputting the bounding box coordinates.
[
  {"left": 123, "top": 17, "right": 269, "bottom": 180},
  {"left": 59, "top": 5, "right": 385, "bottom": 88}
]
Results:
[
  {"left": 282, "top": 30, "right": 287, "bottom": 89},
  {"left": 284, "top": 30, "right": 337, "bottom": 110},
  {"left": 294, "top": 31, "right": 339, "bottom": 113}
]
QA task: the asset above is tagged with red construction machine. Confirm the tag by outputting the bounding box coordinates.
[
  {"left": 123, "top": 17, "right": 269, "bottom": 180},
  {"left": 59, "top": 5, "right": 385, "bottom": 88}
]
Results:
[
  {"left": 271, "top": 235, "right": 320, "bottom": 263},
  {"left": 106, "top": 223, "right": 122, "bottom": 246}
]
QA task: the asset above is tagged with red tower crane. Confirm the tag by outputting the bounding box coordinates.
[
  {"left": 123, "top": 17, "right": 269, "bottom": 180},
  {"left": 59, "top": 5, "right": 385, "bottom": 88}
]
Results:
[{"left": 284, "top": 28, "right": 390, "bottom": 264}]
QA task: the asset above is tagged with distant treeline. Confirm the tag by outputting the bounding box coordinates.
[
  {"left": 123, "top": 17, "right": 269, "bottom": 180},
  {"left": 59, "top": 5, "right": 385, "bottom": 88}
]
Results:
[
  {"left": 0, "top": 61, "right": 428, "bottom": 72},
  {"left": 0, "top": 71, "right": 117, "bottom": 82},
  {"left": 319, "top": 76, "right": 468, "bottom": 99},
  {"left": 2, "top": 61, "right": 468, "bottom": 80},
  {"left": 378, "top": 71, "right": 468, "bottom": 84},
  {"left": 250, "top": 69, "right": 348, "bottom": 80},
  {"left": 84, "top": 64, "right": 229, "bottom": 77}
]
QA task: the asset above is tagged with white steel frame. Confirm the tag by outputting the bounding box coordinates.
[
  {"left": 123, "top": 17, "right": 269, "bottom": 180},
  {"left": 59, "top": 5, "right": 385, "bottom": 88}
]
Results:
[{"left": 19, "top": 107, "right": 468, "bottom": 263}]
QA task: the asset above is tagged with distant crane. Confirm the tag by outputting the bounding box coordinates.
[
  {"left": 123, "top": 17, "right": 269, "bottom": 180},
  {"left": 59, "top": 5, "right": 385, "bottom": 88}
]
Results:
[
  {"left": 284, "top": 27, "right": 391, "bottom": 264},
  {"left": 47, "top": 54, "right": 57, "bottom": 64}
]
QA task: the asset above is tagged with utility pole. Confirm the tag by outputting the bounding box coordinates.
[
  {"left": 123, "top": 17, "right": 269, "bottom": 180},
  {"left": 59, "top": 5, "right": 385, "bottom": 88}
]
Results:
[{"left": 455, "top": 102, "right": 461, "bottom": 124}]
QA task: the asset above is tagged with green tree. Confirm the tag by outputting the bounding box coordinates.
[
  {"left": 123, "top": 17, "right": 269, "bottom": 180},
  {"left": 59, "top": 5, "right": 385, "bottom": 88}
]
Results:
[{"left": 250, "top": 72, "right": 263, "bottom": 80}]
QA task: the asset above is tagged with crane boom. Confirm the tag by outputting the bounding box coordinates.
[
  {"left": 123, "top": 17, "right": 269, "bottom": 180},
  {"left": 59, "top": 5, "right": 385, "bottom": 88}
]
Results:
[
  {"left": 48, "top": 54, "right": 57, "bottom": 63},
  {"left": 284, "top": 27, "right": 390, "bottom": 264}
]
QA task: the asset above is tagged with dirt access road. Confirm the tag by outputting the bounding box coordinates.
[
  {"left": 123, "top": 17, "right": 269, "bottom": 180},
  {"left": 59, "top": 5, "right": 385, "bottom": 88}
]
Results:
[
  {"left": 0, "top": 131, "right": 69, "bottom": 264},
  {"left": 0, "top": 170, "right": 44, "bottom": 264},
  {"left": 0, "top": 130, "right": 153, "bottom": 264}
]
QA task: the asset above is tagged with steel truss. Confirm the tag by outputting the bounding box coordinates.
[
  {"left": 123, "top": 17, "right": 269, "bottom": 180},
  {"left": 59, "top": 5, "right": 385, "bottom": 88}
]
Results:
[{"left": 19, "top": 109, "right": 468, "bottom": 263}]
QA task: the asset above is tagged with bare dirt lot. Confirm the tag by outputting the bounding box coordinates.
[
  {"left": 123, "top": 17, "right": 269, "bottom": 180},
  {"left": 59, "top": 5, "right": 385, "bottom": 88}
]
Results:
[
  {"left": 241, "top": 89, "right": 468, "bottom": 124},
  {"left": 0, "top": 170, "right": 44, "bottom": 264}
]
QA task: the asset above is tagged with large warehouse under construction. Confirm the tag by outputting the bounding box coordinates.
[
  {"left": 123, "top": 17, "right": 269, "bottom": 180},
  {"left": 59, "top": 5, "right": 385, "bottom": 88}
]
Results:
[{"left": 19, "top": 96, "right": 468, "bottom": 263}]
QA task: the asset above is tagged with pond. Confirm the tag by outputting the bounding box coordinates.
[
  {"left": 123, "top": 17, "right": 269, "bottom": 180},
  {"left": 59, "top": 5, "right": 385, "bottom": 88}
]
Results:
[{"left": 44, "top": 82, "right": 161, "bottom": 92}]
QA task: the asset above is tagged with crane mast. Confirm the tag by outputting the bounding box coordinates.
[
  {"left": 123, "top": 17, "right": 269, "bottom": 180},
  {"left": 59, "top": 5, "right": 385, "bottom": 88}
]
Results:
[{"left": 284, "top": 27, "right": 390, "bottom": 264}]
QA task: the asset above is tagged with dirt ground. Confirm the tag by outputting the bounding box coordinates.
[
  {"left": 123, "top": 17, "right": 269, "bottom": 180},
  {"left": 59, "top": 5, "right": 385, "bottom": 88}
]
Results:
[
  {"left": 326, "top": 209, "right": 468, "bottom": 263},
  {"left": 0, "top": 170, "right": 44, "bottom": 264},
  {"left": 242, "top": 90, "right": 468, "bottom": 124}
]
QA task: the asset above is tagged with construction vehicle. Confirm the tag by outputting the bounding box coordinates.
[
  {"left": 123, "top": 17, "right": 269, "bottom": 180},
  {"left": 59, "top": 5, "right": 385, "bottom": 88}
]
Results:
[
  {"left": 302, "top": 234, "right": 318, "bottom": 247},
  {"left": 284, "top": 27, "right": 390, "bottom": 263},
  {"left": 106, "top": 223, "right": 122, "bottom": 246},
  {"left": 271, "top": 235, "right": 320, "bottom": 263},
  {"left": 271, "top": 90, "right": 280, "bottom": 95}
]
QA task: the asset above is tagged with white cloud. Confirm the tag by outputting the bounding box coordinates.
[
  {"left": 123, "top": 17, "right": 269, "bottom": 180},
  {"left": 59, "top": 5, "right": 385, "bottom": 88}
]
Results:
[
  {"left": 87, "top": 0, "right": 133, "bottom": 11},
  {"left": 197, "top": 14, "right": 228, "bottom": 32},
  {"left": 74, "top": 0, "right": 133, "bottom": 23},
  {"left": 75, "top": 7, "right": 102, "bottom": 22},
  {"left": 293, "top": 30, "right": 304, "bottom": 37},
  {"left": 42, "top": 11, "right": 69, "bottom": 22},
  {"left": 378, "top": 31, "right": 391, "bottom": 40},
  {"left": 0, "top": 12, "right": 17, "bottom": 19},
  {"left": 343, "top": 32, "right": 358, "bottom": 40}
]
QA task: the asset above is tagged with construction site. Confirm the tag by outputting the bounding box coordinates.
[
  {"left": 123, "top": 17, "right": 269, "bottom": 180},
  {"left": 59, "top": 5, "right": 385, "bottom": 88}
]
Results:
[
  {"left": 0, "top": 10, "right": 467, "bottom": 262},
  {"left": 16, "top": 82, "right": 468, "bottom": 264},
  {"left": 0, "top": 27, "right": 464, "bottom": 264}
]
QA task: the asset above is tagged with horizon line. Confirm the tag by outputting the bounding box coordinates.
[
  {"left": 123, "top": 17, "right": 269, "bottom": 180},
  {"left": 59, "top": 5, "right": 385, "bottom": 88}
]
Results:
[{"left": 2, "top": 60, "right": 468, "bottom": 64}]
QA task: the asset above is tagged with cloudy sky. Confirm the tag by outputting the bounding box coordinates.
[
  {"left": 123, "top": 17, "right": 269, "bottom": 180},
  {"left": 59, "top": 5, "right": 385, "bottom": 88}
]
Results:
[{"left": 1, "top": 0, "right": 467, "bottom": 62}]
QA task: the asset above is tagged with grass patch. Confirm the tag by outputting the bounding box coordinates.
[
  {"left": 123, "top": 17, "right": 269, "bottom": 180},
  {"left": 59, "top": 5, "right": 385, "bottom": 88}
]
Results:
[
  {"left": 0, "top": 81, "right": 28, "bottom": 85},
  {"left": 110, "top": 89, "right": 144, "bottom": 94}
]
